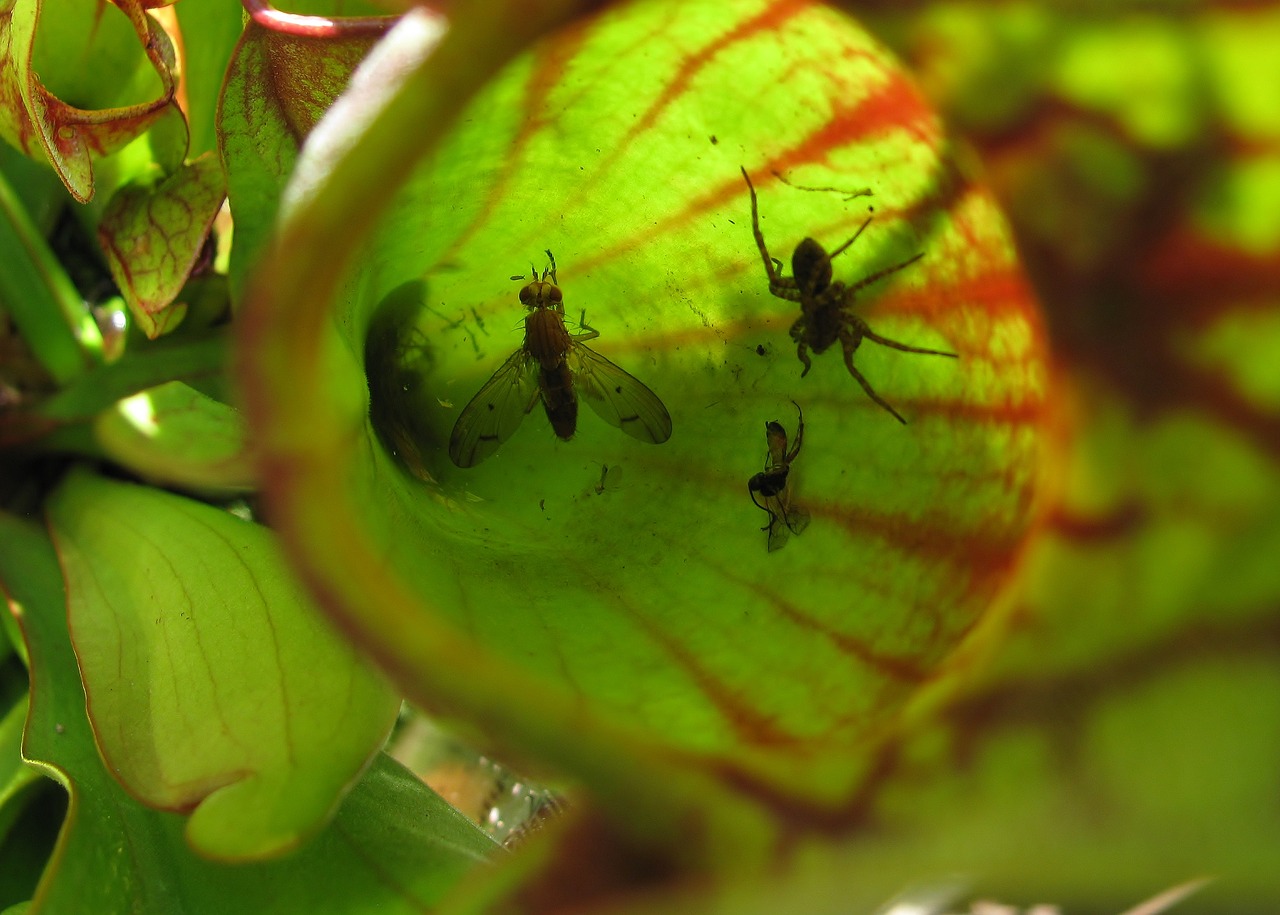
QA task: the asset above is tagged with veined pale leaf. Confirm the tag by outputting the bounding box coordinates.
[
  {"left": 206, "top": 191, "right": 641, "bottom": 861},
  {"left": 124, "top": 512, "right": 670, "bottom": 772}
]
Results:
[
  {"left": 45, "top": 471, "right": 399, "bottom": 861},
  {"left": 233, "top": 0, "right": 1047, "bottom": 876},
  {"left": 0, "top": 511, "right": 497, "bottom": 914}
]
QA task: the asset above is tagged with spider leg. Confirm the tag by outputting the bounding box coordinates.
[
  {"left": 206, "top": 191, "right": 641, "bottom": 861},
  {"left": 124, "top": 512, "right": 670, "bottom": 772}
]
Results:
[
  {"left": 840, "top": 328, "right": 908, "bottom": 424},
  {"left": 769, "top": 279, "right": 803, "bottom": 302},
  {"left": 795, "top": 340, "right": 813, "bottom": 377},
  {"left": 823, "top": 216, "right": 874, "bottom": 263},
  {"left": 846, "top": 251, "right": 925, "bottom": 297},
  {"left": 861, "top": 327, "right": 955, "bottom": 357},
  {"left": 787, "top": 400, "right": 804, "bottom": 461},
  {"left": 741, "top": 166, "right": 785, "bottom": 285}
]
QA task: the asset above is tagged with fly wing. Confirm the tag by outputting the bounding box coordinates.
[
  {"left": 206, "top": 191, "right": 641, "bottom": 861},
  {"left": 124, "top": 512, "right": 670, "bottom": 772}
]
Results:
[
  {"left": 763, "top": 492, "right": 809, "bottom": 552},
  {"left": 571, "top": 343, "right": 673, "bottom": 444},
  {"left": 448, "top": 349, "right": 540, "bottom": 467},
  {"left": 782, "top": 501, "right": 810, "bottom": 535},
  {"left": 763, "top": 496, "right": 791, "bottom": 552}
]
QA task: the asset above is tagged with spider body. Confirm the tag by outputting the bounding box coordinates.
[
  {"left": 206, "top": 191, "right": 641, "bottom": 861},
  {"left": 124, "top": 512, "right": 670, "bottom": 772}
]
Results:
[{"left": 741, "top": 166, "right": 956, "bottom": 423}]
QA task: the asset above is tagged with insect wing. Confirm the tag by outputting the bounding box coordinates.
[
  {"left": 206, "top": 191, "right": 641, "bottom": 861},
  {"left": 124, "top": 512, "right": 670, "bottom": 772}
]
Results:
[
  {"left": 781, "top": 500, "right": 810, "bottom": 536},
  {"left": 448, "top": 349, "right": 540, "bottom": 467},
  {"left": 763, "top": 496, "right": 791, "bottom": 552},
  {"left": 571, "top": 344, "right": 673, "bottom": 444},
  {"left": 751, "top": 471, "right": 807, "bottom": 552},
  {"left": 763, "top": 493, "right": 809, "bottom": 552},
  {"left": 763, "top": 420, "right": 789, "bottom": 469}
]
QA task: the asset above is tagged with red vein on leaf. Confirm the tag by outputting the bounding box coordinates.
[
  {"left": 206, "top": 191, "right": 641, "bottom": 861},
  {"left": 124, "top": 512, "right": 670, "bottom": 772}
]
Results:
[
  {"left": 612, "top": 593, "right": 805, "bottom": 748},
  {"left": 765, "top": 72, "right": 939, "bottom": 179},
  {"left": 684, "top": 599, "right": 1280, "bottom": 836},
  {"left": 563, "top": 81, "right": 942, "bottom": 280},
  {"left": 1048, "top": 503, "right": 1146, "bottom": 541},
  {"left": 435, "top": 24, "right": 593, "bottom": 264},
  {"left": 1138, "top": 225, "right": 1280, "bottom": 329},
  {"left": 824, "top": 502, "right": 1030, "bottom": 604},
  {"left": 579, "top": 0, "right": 812, "bottom": 192},
  {"left": 445, "top": 0, "right": 813, "bottom": 264},
  {"left": 705, "top": 559, "right": 932, "bottom": 683}
]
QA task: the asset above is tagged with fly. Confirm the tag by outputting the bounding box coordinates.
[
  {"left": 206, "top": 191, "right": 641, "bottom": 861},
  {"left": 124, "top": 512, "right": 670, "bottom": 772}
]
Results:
[
  {"left": 748, "top": 400, "right": 810, "bottom": 552},
  {"left": 741, "top": 166, "right": 956, "bottom": 424},
  {"left": 448, "top": 251, "right": 673, "bottom": 467}
]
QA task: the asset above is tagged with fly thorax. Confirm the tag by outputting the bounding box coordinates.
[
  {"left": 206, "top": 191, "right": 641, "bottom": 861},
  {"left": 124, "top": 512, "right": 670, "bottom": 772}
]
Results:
[{"left": 525, "top": 307, "right": 572, "bottom": 369}]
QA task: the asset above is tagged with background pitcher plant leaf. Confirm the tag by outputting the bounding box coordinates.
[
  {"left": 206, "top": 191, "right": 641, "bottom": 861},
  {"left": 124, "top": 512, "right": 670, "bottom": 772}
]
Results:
[
  {"left": 45, "top": 471, "right": 400, "bottom": 861},
  {"left": 0, "top": 0, "right": 184, "bottom": 202},
  {"left": 97, "top": 151, "right": 226, "bottom": 339},
  {"left": 217, "top": 8, "right": 392, "bottom": 298},
  {"left": 92, "top": 379, "right": 256, "bottom": 493},
  {"left": 0, "top": 512, "right": 497, "bottom": 914},
  {"left": 233, "top": 0, "right": 1050, "bottom": 875}
]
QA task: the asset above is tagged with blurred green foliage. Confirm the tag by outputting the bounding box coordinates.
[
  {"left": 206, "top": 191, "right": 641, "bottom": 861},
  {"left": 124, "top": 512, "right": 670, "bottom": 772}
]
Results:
[{"left": 0, "top": 1, "right": 1277, "bottom": 913}]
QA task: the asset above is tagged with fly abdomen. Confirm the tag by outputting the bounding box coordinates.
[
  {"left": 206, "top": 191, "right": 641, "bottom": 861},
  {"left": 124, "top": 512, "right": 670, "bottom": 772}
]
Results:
[{"left": 540, "top": 362, "right": 578, "bottom": 440}]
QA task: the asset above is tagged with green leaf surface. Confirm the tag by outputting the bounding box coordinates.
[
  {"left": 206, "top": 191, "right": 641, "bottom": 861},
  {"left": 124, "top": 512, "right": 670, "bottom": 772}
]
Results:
[
  {"left": 92, "top": 380, "right": 255, "bottom": 492},
  {"left": 0, "top": 693, "right": 40, "bottom": 847},
  {"left": 232, "top": 0, "right": 1048, "bottom": 874},
  {"left": 96, "top": 152, "right": 226, "bottom": 338},
  {"left": 0, "top": 0, "right": 183, "bottom": 202},
  {"left": 32, "top": 333, "right": 227, "bottom": 424},
  {"left": 0, "top": 510, "right": 498, "bottom": 915},
  {"left": 0, "top": 606, "right": 19, "bottom": 671},
  {"left": 0, "top": 170, "right": 100, "bottom": 384},
  {"left": 172, "top": 0, "right": 250, "bottom": 159},
  {"left": 0, "top": 692, "right": 53, "bottom": 912},
  {"left": 0, "top": 133, "right": 63, "bottom": 234},
  {"left": 218, "top": 10, "right": 390, "bottom": 299},
  {"left": 45, "top": 471, "right": 400, "bottom": 861}
]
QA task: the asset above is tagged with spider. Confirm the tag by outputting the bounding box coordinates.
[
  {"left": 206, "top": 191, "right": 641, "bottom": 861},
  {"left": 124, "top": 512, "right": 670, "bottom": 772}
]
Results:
[{"left": 740, "top": 166, "right": 957, "bottom": 424}]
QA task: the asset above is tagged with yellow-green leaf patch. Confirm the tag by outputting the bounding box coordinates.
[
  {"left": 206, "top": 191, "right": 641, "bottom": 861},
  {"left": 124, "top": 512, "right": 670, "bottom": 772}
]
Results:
[{"left": 45, "top": 472, "right": 399, "bottom": 861}]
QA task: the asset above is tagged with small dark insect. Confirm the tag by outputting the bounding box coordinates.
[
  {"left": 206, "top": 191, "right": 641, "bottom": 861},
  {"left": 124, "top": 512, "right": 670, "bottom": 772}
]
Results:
[
  {"left": 449, "top": 251, "right": 673, "bottom": 467},
  {"left": 755, "top": 343, "right": 767, "bottom": 356},
  {"left": 748, "top": 400, "right": 810, "bottom": 552},
  {"left": 740, "top": 166, "right": 957, "bottom": 424}
]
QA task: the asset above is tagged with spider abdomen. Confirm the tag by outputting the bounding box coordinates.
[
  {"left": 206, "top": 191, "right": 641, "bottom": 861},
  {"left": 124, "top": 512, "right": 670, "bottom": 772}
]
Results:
[{"left": 804, "top": 303, "right": 844, "bottom": 354}]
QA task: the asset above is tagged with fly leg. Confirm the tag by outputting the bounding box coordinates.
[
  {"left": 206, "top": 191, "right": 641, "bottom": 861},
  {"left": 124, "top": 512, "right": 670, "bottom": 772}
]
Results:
[
  {"left": 748, "top": 478, "right": 779, "bottom": 532},
  {"left": 572, "top": 309, "right": 600, "bottom": 344}
]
